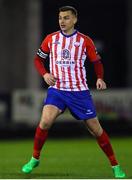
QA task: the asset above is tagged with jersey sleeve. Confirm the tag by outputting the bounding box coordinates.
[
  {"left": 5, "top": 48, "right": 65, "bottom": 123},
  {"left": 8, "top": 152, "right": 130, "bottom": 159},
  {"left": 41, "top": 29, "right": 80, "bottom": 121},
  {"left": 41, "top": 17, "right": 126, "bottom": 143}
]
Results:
[
  {"left": 85, "top": 36, "right": 101, "bottom": 62},
  {"left": 34, "top": 55, "right": 48, "bottom": 76},
  {"left": 37, "top": 35, "right": 50, "bottom": 59}
]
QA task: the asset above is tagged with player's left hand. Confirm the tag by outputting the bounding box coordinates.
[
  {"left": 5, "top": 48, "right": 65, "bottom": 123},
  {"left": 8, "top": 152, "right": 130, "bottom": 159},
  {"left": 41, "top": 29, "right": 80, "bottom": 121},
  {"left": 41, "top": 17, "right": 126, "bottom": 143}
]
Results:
[{"left": 96, "top": 78, "right": 107, "bottom": 90}]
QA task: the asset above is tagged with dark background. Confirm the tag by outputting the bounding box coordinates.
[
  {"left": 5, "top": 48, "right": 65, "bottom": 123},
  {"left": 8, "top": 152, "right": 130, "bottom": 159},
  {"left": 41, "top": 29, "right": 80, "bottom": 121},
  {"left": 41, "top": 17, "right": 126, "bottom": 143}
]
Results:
[
  {"left": 42, "top": 0, "right": 127, "bottom": 88},
  {"left": 0, "top": 0, "right": 131, "bottom": 91},
  {"left": 0, "top": 0, "right": 132, "bottom": 138}
]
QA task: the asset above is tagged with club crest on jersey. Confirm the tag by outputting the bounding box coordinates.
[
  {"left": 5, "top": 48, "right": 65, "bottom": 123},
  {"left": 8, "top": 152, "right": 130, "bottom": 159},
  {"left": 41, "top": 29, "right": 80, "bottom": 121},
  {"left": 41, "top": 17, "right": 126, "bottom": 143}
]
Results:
[
  {"left": 74, "top": 42, "right": 80, "bottom": 47},
  {"left": 56, "top": 48, "right": 75, "bottom": 67},
  {"left": 61, "top": 49, "right": 71, "bottom": 60}
]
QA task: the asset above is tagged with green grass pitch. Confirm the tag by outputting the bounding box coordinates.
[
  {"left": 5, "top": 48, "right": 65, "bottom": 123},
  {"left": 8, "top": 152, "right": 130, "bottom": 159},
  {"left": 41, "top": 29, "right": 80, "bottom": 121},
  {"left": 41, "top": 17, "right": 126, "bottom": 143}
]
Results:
[{"left": 0, "top": 137, "right": 131, "bottom": 179}]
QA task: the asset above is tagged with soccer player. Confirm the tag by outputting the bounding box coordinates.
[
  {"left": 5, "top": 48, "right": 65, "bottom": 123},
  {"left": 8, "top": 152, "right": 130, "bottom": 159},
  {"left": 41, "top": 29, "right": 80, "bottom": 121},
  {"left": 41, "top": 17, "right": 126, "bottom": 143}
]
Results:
[{"left": 22, "top": 6, "right": 126, "bottom": 178}]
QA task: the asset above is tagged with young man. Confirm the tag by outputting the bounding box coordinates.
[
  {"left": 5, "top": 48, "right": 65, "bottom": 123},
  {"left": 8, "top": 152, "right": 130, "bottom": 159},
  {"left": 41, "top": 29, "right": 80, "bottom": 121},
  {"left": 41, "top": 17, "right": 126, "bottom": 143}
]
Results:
[{"left": 22, "top": 6, "right": 126, "bottom": 178}]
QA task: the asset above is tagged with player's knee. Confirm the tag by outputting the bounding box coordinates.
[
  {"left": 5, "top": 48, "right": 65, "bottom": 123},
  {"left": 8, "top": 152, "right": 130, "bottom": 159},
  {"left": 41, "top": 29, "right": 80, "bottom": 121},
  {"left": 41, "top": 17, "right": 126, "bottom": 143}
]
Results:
[
  {"left": 40, "top": 116, "right": 54, "bottom": 129},
  {"left": 39, "top": 120, "right": 52, "bottom": 129},
  {"left": 85, "top": 118, "right": 103, "bottom": 137},
  {"left": 92, "top": 126, "right": 103, "bottom": 137}
]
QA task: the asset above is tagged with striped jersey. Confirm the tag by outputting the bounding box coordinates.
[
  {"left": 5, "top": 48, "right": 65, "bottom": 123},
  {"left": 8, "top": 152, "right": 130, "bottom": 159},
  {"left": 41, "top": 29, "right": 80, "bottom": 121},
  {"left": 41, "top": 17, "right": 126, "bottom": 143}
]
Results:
[{"left": 37, "top": 30, "right": 100, "bottom": 91}]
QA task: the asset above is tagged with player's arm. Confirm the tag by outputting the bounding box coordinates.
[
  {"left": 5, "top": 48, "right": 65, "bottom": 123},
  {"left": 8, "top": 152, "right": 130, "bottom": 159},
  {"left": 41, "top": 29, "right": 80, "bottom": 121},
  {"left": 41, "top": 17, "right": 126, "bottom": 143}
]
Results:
[
  {"left": 86, "top": 36, "right": 107, "bottom": 90},
  {"left": 93, "top": 60, "right": 106, "bottom": 90},
  {"left": 34, "top": 36, "right": 56, "bottom": 86},
  {"left": 34, "top": 53, "right": 56, "bottom": 86},
  {"left": 34, "top": 50, "right": 48, "bottom": 76}
]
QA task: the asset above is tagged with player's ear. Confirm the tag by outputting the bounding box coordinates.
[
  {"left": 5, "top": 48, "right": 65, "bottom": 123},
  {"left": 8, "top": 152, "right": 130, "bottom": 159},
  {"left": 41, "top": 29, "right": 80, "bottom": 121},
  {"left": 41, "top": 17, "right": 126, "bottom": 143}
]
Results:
[{"left": 74, "top": 17, "right": 77, "bottom": 25}]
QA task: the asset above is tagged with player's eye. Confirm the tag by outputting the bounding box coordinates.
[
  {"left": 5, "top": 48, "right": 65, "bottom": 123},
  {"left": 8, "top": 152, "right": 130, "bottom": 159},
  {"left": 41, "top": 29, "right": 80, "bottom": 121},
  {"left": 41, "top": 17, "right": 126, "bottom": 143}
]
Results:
[
  {"left": 64, "top": 16, "right": 70, "bottom": 20},
  {"left": 59, "top": 16, "right": 62, "bottom": 20}
]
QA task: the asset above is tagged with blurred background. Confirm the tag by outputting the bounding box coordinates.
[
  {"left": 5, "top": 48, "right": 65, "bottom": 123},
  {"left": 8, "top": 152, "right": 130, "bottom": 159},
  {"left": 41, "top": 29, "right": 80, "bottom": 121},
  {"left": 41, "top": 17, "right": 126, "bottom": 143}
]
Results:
[
  {"left": 0, "top": 0, "right": 132, "bottom": 178},
  {"left": 0, "top": 0, "right": 132, "bottom": 139}
]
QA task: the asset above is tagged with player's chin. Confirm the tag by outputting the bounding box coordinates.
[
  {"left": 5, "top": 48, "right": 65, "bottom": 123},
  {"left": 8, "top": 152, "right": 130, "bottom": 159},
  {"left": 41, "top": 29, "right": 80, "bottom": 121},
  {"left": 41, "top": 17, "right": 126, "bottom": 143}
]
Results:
[{"left": 60, "top": 27, "right": 67, "bottom": 31}]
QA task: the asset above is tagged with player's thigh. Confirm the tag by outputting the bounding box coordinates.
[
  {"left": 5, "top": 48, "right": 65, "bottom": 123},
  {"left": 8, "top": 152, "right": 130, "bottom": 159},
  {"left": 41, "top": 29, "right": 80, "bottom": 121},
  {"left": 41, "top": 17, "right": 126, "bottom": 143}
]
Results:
[
  {"left": 41, "top": 104, "right": 62, "bottom": 121},
  {"left": 84, "top": 117, "right": 103, "bottom": 137},
  {"left": 40, "top": 105, "right": 62, "bottom": 128}
]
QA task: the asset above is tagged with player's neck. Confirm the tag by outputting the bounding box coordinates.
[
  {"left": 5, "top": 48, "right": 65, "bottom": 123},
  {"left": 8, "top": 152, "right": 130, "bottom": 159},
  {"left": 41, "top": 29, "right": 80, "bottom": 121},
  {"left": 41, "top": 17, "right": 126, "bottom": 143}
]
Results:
[{"left": 62, "top": 28, "right": 76, "bottom": 36}]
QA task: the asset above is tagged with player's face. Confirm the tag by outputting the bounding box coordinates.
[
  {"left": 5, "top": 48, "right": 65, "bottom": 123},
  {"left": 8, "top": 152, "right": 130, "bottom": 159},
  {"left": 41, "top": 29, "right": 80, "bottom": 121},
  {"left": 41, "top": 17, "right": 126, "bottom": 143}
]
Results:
[{"left": 59, "top": 11, "right": 77, "bottom": 35}]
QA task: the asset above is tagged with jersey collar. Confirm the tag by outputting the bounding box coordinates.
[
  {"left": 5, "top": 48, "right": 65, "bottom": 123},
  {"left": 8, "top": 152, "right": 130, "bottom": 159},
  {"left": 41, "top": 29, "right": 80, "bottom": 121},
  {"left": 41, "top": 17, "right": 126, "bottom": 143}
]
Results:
[{"left": 60, "top": 29, "right": 77, "bottom": 37}]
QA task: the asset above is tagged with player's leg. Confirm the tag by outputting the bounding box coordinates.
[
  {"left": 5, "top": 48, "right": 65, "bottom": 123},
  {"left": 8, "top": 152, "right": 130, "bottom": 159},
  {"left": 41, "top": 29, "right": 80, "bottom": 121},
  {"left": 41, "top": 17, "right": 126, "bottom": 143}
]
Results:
[
  {"left": 22, "top": 105, "right": 62, "bottom": 174},
  {"left": 33, "top": 105, "right": 62, "bottom": 159},
  {"left": 22, "top": 87, "right": 66, "bottom": 174},
  {"left": 84, "top": 117, "right": 126, "bottom": 178},
  {"left": 84, "top": 117, "right": 118, "bottom": 165}
]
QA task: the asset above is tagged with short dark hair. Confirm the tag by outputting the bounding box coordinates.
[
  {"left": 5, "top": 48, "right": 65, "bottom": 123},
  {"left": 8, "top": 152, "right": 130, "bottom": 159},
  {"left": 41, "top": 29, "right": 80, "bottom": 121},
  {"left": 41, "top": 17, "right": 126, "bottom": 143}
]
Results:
[{"left": 59, "top": 6, "right": 78, "bottom": 17}]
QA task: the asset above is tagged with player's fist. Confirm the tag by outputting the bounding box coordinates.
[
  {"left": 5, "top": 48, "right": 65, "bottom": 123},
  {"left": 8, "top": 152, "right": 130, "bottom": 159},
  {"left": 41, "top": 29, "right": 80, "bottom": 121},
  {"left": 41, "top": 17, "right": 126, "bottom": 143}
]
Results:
[
  {"left": 43, "top": 73, "right": 57, "bottom": 86},
  {"left": 96, "top": 78, "right": 107, "bottom": 90}
]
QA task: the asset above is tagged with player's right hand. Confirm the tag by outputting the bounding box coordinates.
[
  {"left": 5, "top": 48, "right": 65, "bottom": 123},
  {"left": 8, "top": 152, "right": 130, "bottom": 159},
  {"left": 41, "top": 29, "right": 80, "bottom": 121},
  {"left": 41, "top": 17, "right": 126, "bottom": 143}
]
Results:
[{"left": 43, "top": 73, "right": 57, "bottom": 86}]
